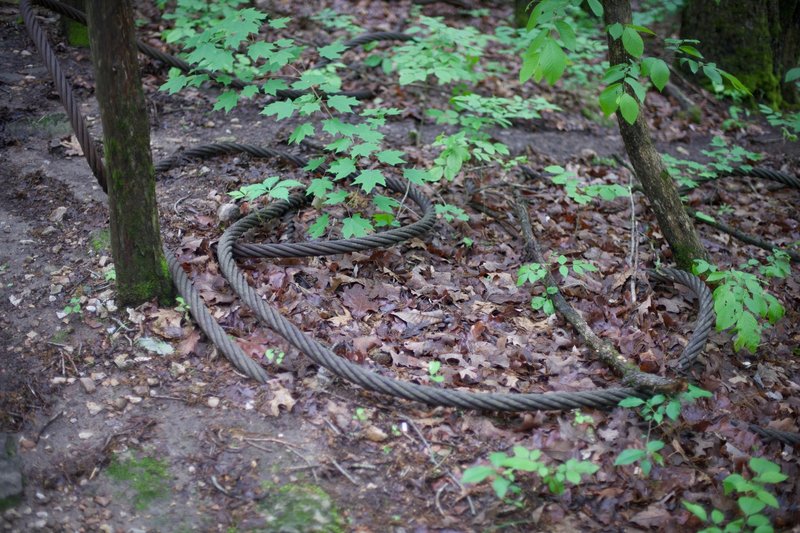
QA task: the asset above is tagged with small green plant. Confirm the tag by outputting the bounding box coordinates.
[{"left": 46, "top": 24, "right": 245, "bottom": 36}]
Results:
[
  {"left": 353, "top": 407, "right": 369, "bottom": 423},
  {"left": 517, "top": 255, "right": 598, "bottom": 316},
  {"left": 572, "top": 409, "right": 594, "bottom": 426},
  {"left": 545, "top": 165, "right": 628, "bottom": 204},
  {"left": 103, "top": 266, "right": 116, "bottom": 282},
  {"left": 665, "top": 136, "right": 762, "bottom": 189},
  {"left": 758, "top": 104, "right": 800, "bottom": 142},
  {"left": 107, "top": 454, "right": 170, "bottom": 510},
  {"left": 62, "top": 297, "right": 82, "bottom": 316},
  {"left": 461, "top": 237, "right": 474, "bottom": 248},
  {"left": 683, "top": 457, "right": 788, "bottom": 533},
  {"left": 615, "top": 385, "right": 712, "bottom": 477},
  {"left": 462, "top": 446, "right": 598, "bottom": 505},
  {"left": 692, "top": 255, "right": 787, "bottom": 353},
  {"left": 427, "top": 360, "right": 445, "bottom": 383},
  {"left": 722, "top": 105, "right": 753, "bottom": 132},
  {"left": 263, "top": 348, "right": 285, "bottom": 365},
  {"left": 228, "top": 176, "right": 304, "bottom": 202}
]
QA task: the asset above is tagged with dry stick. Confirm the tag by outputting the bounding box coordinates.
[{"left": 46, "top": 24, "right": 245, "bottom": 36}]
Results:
[
  {"left": 628, "top": 176, "right": 638, "bottom": 304},
  {"left": 512, "top": 192, "right": 683, "bottom": 394}
]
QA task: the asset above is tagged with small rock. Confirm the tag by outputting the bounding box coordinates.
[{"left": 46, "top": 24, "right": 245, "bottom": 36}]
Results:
[
  {"left": 126, "top": 396, "right": 143, "bottom": 404},
  {"left": 49, "top": 284, "right": 63, "bottom": 295},
  {"left": 86, "top": 402, "right": 103, "bottom": 416},
  {"left": 112, "top": 397, "right": 128, "bottom": 411},
  {"left": 78, "top": 431, "right": 93, "bottom": 440},
  {"left": 79, "top": 377, "right": 96, "bottom": 394},
  {"left": 207, "top": 397, "right": 220, "bottom": 408},
  {"left": 94, "top": 496, "right": 110, "bottom": 507},
  {"left": 98, "top": 525, "right": 113, "bottom": 533},
  {"left": 217, "top": 203, "right": 240, "bottom": 222},
  {"left": 133, "top": 385, "right": 149, "bottom": 396},
  {"left": 18, "top": 437, "right": 36, "bottom": 450},
  {"left": 170, "top": 361, "right": 186, "bottom": 376},
  {"left": 48, "top": 206, "right": 68, "bottom": 223},
  {"left": 113, "top": 354, "right": 130, "bottom": 369},
  {"left": 362, "top": 425, "right": 388, "bottom": 442},
  {"left": 41, "top": 226, "right": 57, "bottom": 236},
  {"left": 146, "top": 378, "right": 159, "bottom": 387},
  {"left": 51, "top": 377, "right": 67, "bottom": 385}
]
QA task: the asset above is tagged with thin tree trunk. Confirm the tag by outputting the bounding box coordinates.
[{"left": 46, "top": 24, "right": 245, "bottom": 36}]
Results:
[
  {"left": 86, "top": 0, "right": 173, "bottom": 304},
  {"left": 603, "top": 0, "right": 709, "bottom": 270}
]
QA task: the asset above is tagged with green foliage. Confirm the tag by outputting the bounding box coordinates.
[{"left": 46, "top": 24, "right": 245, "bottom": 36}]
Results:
[
  {"left": 665, "top": 38, "right": 750, "bottom": 98},
  {"left": 175, "top": 296, "right": 190, "bottom": 321},
  {"left": 264, "top": 348, "right": 285, "bottom": 365},
  {"left": 107, "top": 454, "right": 170, "bottom": 510},
  {"left": 616, "top": 386, "right": 711, "bottom": 477},
  {"left": 435, "top": 204, "right": 469, "bottom": 222},
  {"left": 545, "top": 165, "right": 628, "bottom": 204},
  {"left": 62, "top": 297, "right": 82, "bottom": 316},
  {"left": 664, "top": 136, "right": 762, "bottom": 189},
  {"left": 227, "top": 176, "right": 304, "bottom": 202},
  {"left": 517, "top": 255, "right": 598, "bottom": 316},
  {"left": 427, "top": 360, "right": 444, "bottom": 383},
  {"left": 387, "top": 16, "right": 494, "bottom": 85},
  {"left": 313, "top": 8, "right": 363, "bottom": 36},
  {"left": 758, "top": 104, "right": 800, "bottom": 142},
  {"left": 692, "top": 254, "right": 788, "bottom": 353},
  {"left": 462, "top": 446, "right": 598, "bottom": 504},
  {"left": 683, "top": 457, "right": 788, "bottom": 533}
]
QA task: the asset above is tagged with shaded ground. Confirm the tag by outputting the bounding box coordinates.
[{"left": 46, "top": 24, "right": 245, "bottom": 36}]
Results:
[{"left": 1, "top": 1, "right": 799, "bottom": 532}]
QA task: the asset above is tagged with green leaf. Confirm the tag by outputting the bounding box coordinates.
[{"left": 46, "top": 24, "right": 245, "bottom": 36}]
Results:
[
  {"left": 288, "top": 123, "right": 315, "bottom": 144},
  {"left": 307, "top": 178, "right": 333, "bottom": 197},
  {"left": 342, "top": 214, "right": 373, "bottom": 238},
  {"left": 304, "top": 157, "right": 326, "bottom": 173},
  {"left": 461, "top": 465, "right": 495, "bottom": 484},
  {"left": 619, "top": 93, "right": 639, "bottom": 124},
  {"left": 738, "top": 497, "right": 766, "bottom": 516},
  {"left": 646, "top": 440, "right": 665, "bottom": 453},
  {"left": 318, "top": 41, "right": 348, "bottom": 60},
  {"left": 586, "top": 0, "right": 603, "bottom": 17},
  {"left": 353, "top": 169, "right": 385, "bottom": 194},
  {"left": 555, "top": 20, "right": 577, "bottom": 50},
  {"left": 213, "top": 90, "right": 239, "bottom": 113},
  {"left": 649, "top": 58, "right": 670, "bottom": 91},
  {"left": 599, "top": 83, "right": 622, "bottom": 116},
  {"left": 376, "top": 150, "right": 406, "bottom": 165},
  {"left": 785, "top": 67, "right": 800, "bottom": 83},
  {"left": 262, "top": 79, "right": 288, "bottom": 96},
  {"left": 622, "top": 27, "right": 644, "bottom": 58},
  {"left": 734, "top": 311, "right": 760, "bottom": 352},
  {"left": 328, "top": 158, "right": 357, "bottom": 180},
  {"left": 614, "top": 449, "right": 646, "bottom": 465},
  {"left": 749, "top": 457, "right": 781, "bottom": 476},
  {"left": 350, "top": 142, "right": 379, "bottom": 158},
  {"left": 665, "top": 400, "right": 682, "bottom": 421},
  {"left": 682, "top": 501, "right": 708, "bottom": 522},
  {"left": 372, "top": 194, "right": 400, "bottom": 213},
  {"left": 754, "top": 490, "right": 779, "bottom": 508},
  {"left": 324, "top": 190, "right": 348, "bottom": 205},
  {"left": 261, "top": 100, "right": 296, "bottom": 120},
  {"left": 404, "top": 168, "right": 432, "bottom": 185},
  {"left": 608, "top": 23, "right": 624, "bottom": 40},
  {"left": 268, "top": 16, "right": 291, "bottom": 29},
  {"left": 619, "top": 397, "right": 645, "bottom": 408},
  {"left": 327, "top": 95, "right": 360, "bottom": 114},
  {"left": 492, "top": 476, "right": 512, "bottom": 499}
]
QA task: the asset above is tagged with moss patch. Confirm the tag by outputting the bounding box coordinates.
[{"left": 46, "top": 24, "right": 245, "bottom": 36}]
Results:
[
  {"left": 258, "top": 483, "right": 345, "bottom": 533},
  {"left": 89, "top": 228, "right": 111, "bottom": 253},
  {"left": 106, "top": 453, "right": 170, "bottom": 510}
]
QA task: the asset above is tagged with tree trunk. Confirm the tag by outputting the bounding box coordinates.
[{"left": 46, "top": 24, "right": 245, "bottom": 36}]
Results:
[
  {"left": 86, "top": 0, "right": 173, "bottom": 305},
  {"left": 681, "top": 0, "right": 800, "bottom": 107},
  {"left": 603, "top": 0, "right": 709, "bottom": 270}
]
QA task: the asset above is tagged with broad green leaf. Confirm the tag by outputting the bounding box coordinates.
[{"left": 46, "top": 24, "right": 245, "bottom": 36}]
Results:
[
  {"left": 665, "top": 400, "right": 681, "bottom": 421},
  {"left": 492, "top": 476, "right": 511, "bottom": 499},
  {"left": 679, "top": 45, "right": 703, "bottom": 58},
  {"left": 353, "top": 169, "right": 385, "bottom": 193},
  {"left": 618, "top": 397, "right": 645, "bottom": 408},
  {"left": 649, "top": 58, "right": 670, "bottom": 91},
  {"left": 376, "top": 150, "right": 405, "bottom": 165},
  {"left": 404, "top": 168, "right": 432, "bottom": 185},
  {"left": 327, "top": 95, "right": 360, "bottom": 114},
  {"left": 738, "top": 497, "right": 766, "bottom": 516},
  {"left": 461, "top": 465, "right": 495, "bottom": 484},
  {"left": 288, "top": 123, "right": 315, "bottom": 144},
  {"left": 306, "top": 178, "right": 333, "bottom": 197},
  {"left": 622, "top": 27, "right": 644, "bottom": 58},
  {"left": 350, "top": 142, "right": 379, "bottom": 158},
  {"left": 586, "top": 0, "right": 603, "bottom": 17},
  {"left": 372, "top": 194, "right": 400, "bottom": 212},
  {"left": 614, "top": 448, "right": 646, "bottom": 465},
  {"left": 682, "top": 501, "right": 708, "bottom": 522},
  {"left": 304, "top": 157, "right": 326, "bottom": 172},
  {"left": 262, "top": 79, "right": 288, "bottom": 96},
  {"left": 608, "top": 23, "right": 624, "bottom": 40},
  {"left": 261, "top": 100, "right": 296, "bottom": 120},
  {"left": 324, "top": 190, "right": 348, "bottom": 205},
  {"left": 618, "top": 93, "right": 639, "bottom": 124},
  {"left": 213, "top": 90, "right": 239, "bottom": 113},
  {"left": 646, "top": 440, "right": 665, "bottom": 453},
  {"left": 750, "top": 457, "right": 783, "bottom": 476},
  {"left": 786, "top": 67, "right": 800, "bottom": 83},
  {"left": 626, "top": 78, "right": 647, "bottom": 103},
  {"left": 599, "top": 83, "right": 621, "bottom": 116},
  {"left": 555, "top": 20, "right": 577, "bottom": 50},
  {"left": 734, "top": 311, "right": 760, "bottom": 352},
  {"left": 342, "top": 214, "right": 373, "bottom": 238},
  {"left": 308, "top": 213, "right": 330, "bottom": 239},
  {"left": 754, "top": 490, "right": 779, "bottom": 508},
  {"left": 328, "top": 158, "right": 357, "bottom": 180},
  {"left": 541, "top": 39, "right": 568, "bottom": 84},
  {"left": 268, "top": 16, "right": 291, "bottom": 29},
  {"left": 318, "top": 41, "right": 348, "bottom": 60}
]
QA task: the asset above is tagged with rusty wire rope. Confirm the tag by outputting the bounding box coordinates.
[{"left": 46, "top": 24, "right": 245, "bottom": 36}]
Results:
[{"left": 19, "top": 0, "right": 739, "bottom": 414}]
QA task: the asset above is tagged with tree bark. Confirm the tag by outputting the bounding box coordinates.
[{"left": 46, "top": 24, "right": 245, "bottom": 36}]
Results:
[
  {"left": 603, "top": 0, "right": 709, "bottom": 270},
  {"left": 681, "top": 0, "right": 799, "bottom": 107},
  {"left": 86, "top": 0, "right": 173, "bottom": 305}
]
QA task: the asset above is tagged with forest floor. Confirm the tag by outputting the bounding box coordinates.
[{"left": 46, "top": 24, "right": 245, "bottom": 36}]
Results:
[{"left": 1, "top": 1, "right": 799, "bottom": 532}]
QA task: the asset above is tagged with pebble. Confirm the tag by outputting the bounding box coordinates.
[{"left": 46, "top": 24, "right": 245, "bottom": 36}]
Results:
[
  {"left": 77, "top": 378, "right": 95, "bottom": 395},
  {"left": 217, "top": 203, "right": 240, "bottom": 222},
  {"left": 207, "top": 397, "right": 220, "bottom": 408},
  {"left": 49, "top": 206, "right": 67, "bottom": 223},
  {"left": 78, "top": 431, "right": 93, "bottom": 440},
  {"left": 86, "top": 402, "right": 103, "bottom": 415}
]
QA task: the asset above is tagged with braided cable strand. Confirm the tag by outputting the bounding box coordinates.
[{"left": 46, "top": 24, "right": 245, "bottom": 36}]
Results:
[
  {"left": 24, "top": 0, "right": 721, "bottom": 413},
  {"left": 21, "top": 0, "right": 107, "bottom": 191}
]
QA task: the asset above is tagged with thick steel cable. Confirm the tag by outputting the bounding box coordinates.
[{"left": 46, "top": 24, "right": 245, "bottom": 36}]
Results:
[{"left": 22, "top": 0, "right": 718, "bottom": 412}]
